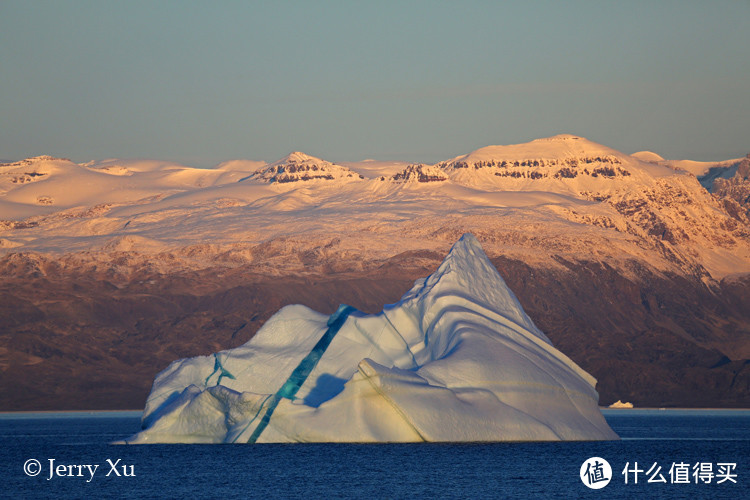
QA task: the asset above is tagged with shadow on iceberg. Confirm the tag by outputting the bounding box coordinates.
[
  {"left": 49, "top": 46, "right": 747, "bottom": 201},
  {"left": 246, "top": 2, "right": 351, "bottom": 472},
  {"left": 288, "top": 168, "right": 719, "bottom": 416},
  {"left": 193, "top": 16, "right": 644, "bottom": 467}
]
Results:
[{"left": 121, "top": 234, "right": 619, "bottom": 443}]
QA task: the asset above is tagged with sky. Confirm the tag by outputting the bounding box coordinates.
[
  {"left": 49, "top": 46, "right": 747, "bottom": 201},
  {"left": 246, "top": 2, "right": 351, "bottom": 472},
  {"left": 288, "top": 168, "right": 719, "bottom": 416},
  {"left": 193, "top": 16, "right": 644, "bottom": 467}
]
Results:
[{"left": 1, "top": 0, "right": 748, "bottom": 166}]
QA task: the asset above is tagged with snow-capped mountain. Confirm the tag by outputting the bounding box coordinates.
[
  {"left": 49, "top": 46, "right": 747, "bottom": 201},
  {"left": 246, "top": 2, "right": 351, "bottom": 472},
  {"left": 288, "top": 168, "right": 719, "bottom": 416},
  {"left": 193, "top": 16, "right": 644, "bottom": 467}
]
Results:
[
  {"left": 438, "top": 134, "right": 673, "bottom": 195},
  {"left": 1, "top": 135, "right": 749, "bottom": 411},
  {"left": 385, "top": 164, "right": 448, "bottom": 183},
  {"left": 246, "top": 151, "right": 364, "bottom": 184},
  {"left": 5, "top": 135, "right": 742, "bottom": 278}
]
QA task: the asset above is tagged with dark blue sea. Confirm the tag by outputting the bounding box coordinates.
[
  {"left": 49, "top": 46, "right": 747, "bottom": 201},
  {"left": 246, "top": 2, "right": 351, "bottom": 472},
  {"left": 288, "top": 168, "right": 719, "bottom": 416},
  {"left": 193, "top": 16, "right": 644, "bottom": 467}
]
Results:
[{"left": 1, "top": 409, "right": 746, "bottom": 499}]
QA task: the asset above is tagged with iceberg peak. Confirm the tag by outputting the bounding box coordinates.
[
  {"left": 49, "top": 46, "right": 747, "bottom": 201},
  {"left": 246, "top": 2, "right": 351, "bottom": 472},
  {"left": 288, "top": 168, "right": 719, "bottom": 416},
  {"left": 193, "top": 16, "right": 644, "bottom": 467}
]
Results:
[{"left": 402, "top": 233, "right": 550, "bottom": 346}]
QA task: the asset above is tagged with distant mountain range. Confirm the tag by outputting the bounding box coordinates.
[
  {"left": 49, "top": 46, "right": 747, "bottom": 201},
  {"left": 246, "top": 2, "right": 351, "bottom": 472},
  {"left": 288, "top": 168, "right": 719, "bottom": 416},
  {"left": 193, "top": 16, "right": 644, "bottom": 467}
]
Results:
[{"left": 1, "top": 134, "right": 748, "bottom": 410}]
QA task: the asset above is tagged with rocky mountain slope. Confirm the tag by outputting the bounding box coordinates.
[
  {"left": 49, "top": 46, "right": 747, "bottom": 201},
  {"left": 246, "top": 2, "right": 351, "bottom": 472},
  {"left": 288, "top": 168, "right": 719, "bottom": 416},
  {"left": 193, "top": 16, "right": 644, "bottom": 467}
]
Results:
[
  {"left": 712, "top": 155, "right": 750, "bottom": 221},
  {"left": 1, "top": 135, "right": 748, "bottom": 409}
]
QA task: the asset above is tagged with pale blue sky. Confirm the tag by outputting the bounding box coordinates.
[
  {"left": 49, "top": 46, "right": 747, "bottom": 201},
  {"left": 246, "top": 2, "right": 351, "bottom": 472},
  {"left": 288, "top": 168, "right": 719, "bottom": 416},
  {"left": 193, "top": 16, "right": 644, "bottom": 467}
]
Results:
[{"left": 1, "top": 1, "right": 748, "bottom": 166}]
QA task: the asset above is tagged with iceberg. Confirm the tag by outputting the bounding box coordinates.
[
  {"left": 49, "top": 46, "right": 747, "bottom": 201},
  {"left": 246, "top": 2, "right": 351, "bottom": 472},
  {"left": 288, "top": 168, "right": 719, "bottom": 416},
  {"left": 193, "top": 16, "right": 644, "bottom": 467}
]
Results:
[
  {"left": 608, "top": 400, "right": 634, "bottom": 409},
  {"left": 124, "top": 234, "right": 618, "bottom": 443}
]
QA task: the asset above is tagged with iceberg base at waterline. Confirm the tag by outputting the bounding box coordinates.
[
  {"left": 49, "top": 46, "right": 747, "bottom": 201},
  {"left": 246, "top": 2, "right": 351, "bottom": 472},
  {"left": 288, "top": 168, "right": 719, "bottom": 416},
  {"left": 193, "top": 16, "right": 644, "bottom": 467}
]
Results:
[{"left": 123, "top": 234, "right": 618, "bottom": 443}]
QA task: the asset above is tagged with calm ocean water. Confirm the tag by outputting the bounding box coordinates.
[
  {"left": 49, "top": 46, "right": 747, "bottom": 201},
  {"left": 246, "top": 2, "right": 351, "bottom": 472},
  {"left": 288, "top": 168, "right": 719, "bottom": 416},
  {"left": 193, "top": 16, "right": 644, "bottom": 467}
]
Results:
[{"left": 0, "top": 410, "right": 746, "bottom": 499}]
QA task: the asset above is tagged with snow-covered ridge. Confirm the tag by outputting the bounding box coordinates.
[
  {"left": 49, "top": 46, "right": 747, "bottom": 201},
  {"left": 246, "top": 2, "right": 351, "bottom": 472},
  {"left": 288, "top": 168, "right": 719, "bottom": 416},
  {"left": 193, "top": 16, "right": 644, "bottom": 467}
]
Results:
[
  {"left": 442, "top": 154, "right": 623, "bottom": 170},
  {"left": 1, "top": 135, "right": 749, "bottom": 280},
  {"left": 632, "top": 150, "right": 746, "bottom": 189},
  {"left": 441, "top": 134, "right": 621, "bottom": 164},
  {"left": 385, "top": 164, "right": 448, "bottom": 183},
  {"left": 441, "top": 154, "right": 631, "bottom": 180},
  {"left": 0, "top": 155, "right": 71, "bottom": 168},
  {"left": 247, "top": 151, "right": 364, "bottom": 184},
  {"left": 659, "top": 157, "right": 743, "bottom": 178},
  {"left": 0, "top": 155, "right": 73, "bottom": 181},
  {"left": 433, "top": 134, "right": 681, "bottom": 193},
  {"left": 631, "top": 151, "right": 665, "bottom": 163},
  {"left": 0, "top": 156, "right": 76, "bottom": 197}
]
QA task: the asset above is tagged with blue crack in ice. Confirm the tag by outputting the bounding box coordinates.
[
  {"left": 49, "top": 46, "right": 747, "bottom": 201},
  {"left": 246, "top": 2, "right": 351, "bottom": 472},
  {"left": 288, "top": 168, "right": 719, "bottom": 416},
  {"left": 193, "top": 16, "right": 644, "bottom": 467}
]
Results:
[
  {"left": 246, "top": 304, "right": 356, "bottom": 443},
  {"left": 204, "top": 353, "right": 236, "bottom": 387}
]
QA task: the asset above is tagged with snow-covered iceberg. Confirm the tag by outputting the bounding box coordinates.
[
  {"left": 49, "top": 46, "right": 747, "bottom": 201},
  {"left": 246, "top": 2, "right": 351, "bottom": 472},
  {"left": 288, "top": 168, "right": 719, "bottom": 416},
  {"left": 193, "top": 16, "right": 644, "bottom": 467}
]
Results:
[{"left": 124, "top": 234, "right": 618, "bottom": 443}]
